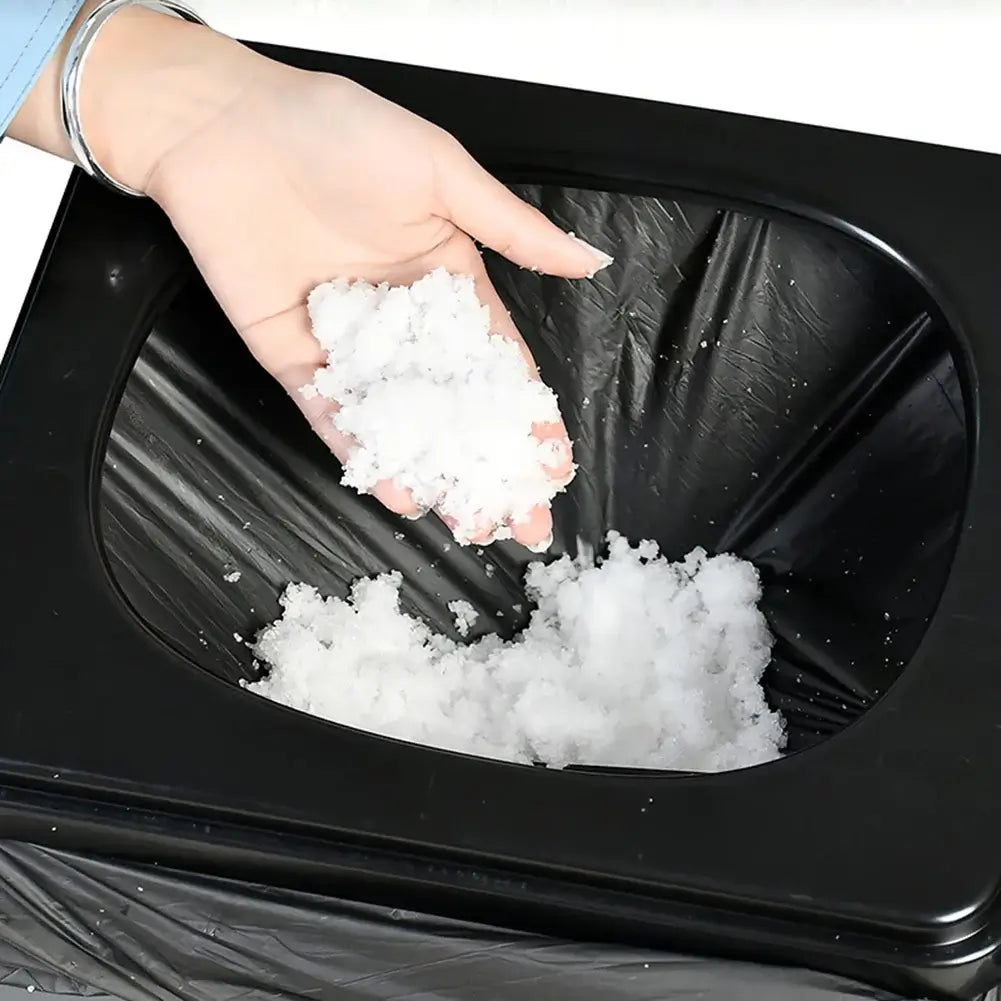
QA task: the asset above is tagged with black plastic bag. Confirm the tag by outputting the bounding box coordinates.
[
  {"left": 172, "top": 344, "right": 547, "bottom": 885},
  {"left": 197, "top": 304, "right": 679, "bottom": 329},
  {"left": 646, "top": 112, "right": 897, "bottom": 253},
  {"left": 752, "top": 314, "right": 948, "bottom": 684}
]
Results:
[
  {"left": 0, "top": 841, "right": 916, "bottom": 1001},
  {"left": 101, "top": 183, "right": 966, "bottom": 759}
]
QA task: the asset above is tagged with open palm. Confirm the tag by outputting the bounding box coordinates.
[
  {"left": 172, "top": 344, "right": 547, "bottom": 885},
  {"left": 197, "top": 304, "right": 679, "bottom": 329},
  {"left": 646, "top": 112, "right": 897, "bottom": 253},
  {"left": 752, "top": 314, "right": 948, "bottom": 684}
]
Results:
[{"left": 146, "top": 66, "right": 609, "bottom": 548}]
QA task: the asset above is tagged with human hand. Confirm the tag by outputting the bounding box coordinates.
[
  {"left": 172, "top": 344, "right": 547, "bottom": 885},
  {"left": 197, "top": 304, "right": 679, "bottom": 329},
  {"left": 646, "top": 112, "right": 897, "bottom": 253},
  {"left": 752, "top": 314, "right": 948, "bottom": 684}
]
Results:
[{"left": 56, "top": 8, "right": 612, "bottom": 549}]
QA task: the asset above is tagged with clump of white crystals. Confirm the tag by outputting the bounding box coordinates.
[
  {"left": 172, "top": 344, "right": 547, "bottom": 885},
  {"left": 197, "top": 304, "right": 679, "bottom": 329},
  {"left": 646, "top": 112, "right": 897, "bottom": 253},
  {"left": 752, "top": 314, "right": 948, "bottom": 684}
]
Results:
[
  {"left": 302, "top": 268, "right": 573, "bottom": 546},
  {"left": 247, "top": 534, "right": 785, "bottom": 772}
]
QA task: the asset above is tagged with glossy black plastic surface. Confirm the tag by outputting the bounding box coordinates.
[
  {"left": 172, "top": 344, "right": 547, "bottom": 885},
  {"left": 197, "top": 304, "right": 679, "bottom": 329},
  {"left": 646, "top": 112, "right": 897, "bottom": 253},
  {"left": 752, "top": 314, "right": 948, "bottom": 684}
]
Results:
[{"left": 1, "top": 43, "right": 999, "bottom": 1000}]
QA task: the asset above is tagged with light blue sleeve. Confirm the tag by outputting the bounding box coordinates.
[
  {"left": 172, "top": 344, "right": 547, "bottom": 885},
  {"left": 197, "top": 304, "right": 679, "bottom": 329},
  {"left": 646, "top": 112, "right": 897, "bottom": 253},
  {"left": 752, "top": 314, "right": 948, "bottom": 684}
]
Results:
[{"left": 0, "top": 0, "right": 87, "bottom": 137}]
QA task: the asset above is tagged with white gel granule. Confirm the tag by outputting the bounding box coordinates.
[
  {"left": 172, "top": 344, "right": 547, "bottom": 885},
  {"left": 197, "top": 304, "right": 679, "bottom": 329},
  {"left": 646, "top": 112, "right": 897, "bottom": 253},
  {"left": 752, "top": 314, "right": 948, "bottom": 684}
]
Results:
[
  {"left": 304, "top": 268, "right": 574, "bottom": 546},
  {"left": 223, "top": 571, "right": 242, "bottom": 583},
  {"left": 448, "top": 599, "right": 479, "bottom": 638},
  {"left": 247, "top": 534, "right": 785, "bottom": 771}
]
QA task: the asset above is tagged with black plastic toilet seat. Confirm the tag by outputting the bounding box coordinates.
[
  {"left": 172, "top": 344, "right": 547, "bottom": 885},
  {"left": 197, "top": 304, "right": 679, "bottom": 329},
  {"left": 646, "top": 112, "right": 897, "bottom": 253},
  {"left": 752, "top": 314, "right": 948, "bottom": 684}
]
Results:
[{"left": 1, "top": 45, "right": 999, "bottom": 1000}]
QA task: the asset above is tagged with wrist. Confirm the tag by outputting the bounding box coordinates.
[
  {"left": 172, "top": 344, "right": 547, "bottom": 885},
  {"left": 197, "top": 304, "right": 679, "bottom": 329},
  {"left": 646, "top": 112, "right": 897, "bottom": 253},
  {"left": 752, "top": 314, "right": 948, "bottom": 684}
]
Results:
[
  {"left": 79, "top": 4, "right": 267, "bottom": 196},
  {"left": 9, "top": 0, "right": 273, "bottom": 198}
]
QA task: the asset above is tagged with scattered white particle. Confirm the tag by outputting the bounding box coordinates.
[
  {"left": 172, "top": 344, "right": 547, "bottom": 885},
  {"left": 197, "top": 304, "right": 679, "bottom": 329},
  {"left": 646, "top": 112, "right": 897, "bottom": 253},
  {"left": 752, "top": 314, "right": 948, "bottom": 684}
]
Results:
[
  {"left": 582, "top": 396, "right": 591, "bottom": 407},
  {"left": 223, "top": 571, "right": 242, "bottom": 583},
  {"left": 233, "top": 633, "right": 244, "bottom": 643},
  {"left": 242, "top": 521, "right": 252, "bottom": 530},
  {"left": 196, "top": 438, "right": 202, "bottom": 445},
  {"left": 700, "top": 340, "right": 708, "bottom": 349},
  {"left": 484, "top": 563, "right": 496, "bottom": 578},
  {"left": 790, "top": 279, "right": 796, "bottom": 286},
  {"left": 448, "top": 600, "right": 479, "bottom": 638},
  {"left": 394, "top": 532, "right": 405, "bottom": 541}
]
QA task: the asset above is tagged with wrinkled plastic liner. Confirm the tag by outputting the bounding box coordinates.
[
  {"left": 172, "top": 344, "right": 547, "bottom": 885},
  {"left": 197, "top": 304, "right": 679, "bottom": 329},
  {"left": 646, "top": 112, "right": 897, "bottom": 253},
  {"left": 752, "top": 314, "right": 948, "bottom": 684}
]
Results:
[
  {"left": 100, "top": 183, "right": 968, "bottom": 760},
  {"left": 0, "top": 841, "right": 914, "bottom": 1001}
]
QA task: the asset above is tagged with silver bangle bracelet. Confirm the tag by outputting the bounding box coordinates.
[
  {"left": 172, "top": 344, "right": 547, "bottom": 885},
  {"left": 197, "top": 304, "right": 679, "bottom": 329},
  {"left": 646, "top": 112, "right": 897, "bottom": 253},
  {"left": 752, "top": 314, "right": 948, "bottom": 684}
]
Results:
[{"left": 59, "top": 0, "right": 209, "bottom": 198}]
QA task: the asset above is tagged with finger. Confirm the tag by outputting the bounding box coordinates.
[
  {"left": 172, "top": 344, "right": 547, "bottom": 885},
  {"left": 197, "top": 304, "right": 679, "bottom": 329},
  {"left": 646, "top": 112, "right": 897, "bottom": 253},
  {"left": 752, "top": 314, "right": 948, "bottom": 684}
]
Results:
[
  {"left": 424, "top": 239, "right": 576, "bottom": 542},
  {"left": 509, "top": 504, "right": 554, "bottom": 551},
  {"left": 240, "top": 308, "right": 422, "bottom": 518},
  {"left": 469, "top": 255, "right": 540, "bottom": 373},
  {"left": 440, "top": 510, "right": 499, "bottom": 547},
  {"left": 436, "top": 140, "right": 613, "bottom": 279},
  {"left": 535, "top": 420, "right": 575, "bottom": 483},
  {"left": 426, "top": 234, "right": 576, "bottom": 472},
  {"left": 462, "top": 256, "right": 577, "bottom": 486},
  {"left": 295, "top": 384, "right": 422, "bottom": 517},
  {"left": 463, "top": 258, "right": 576, "bottom": 472},
  {"left": 428, "top": 234, "right": 571, "bottom": 418}
]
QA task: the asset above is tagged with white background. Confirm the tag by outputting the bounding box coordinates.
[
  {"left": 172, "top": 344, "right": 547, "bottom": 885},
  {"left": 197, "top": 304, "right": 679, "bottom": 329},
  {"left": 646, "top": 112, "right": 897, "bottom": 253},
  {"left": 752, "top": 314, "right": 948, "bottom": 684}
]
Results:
[
  {"left": 3, "top": 0, "right": 1001, "bottom": 354},
  {"left": 0, "top": 1, "right": 997, "bottom": 997}
]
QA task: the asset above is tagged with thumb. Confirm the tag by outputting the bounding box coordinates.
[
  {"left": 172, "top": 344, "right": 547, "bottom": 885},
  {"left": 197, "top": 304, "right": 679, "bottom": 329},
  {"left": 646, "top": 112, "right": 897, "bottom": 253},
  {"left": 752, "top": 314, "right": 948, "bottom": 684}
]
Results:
[{"left": 437, "top": 140, "right": 614, "bottom": 279}]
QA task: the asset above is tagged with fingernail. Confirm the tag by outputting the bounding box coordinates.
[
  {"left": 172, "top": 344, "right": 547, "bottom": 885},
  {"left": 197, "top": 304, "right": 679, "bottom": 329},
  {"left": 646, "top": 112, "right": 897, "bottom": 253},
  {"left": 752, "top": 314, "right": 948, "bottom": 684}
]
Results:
[
  {"left": 403, "top": 506, "right": 429, "bottom": 521},
  {"left": 526, "top": 533, "right": 554, "bottom": 554},
  {"left": 567, "top": 232, "right": 614, "bottom": 277},
  {"left": 554, "top": 464, "right": 577, "bottom": 490}
]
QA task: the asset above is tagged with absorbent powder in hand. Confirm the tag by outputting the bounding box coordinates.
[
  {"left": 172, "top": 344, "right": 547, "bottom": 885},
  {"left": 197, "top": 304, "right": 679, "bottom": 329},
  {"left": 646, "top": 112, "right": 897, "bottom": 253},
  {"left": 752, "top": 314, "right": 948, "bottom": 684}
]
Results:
[
  {"left": 302, "top": 268, "right": 573, "bottom": 547},
  {"left": 246, "top": 534, "right": 786, "bottom": 772}
]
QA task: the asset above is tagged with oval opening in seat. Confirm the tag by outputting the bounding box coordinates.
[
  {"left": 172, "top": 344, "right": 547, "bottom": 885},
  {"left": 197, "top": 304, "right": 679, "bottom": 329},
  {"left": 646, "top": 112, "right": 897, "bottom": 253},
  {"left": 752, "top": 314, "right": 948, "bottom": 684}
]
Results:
[{"left": 98, "top": 182, "right": 971, "bottom": 773}]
